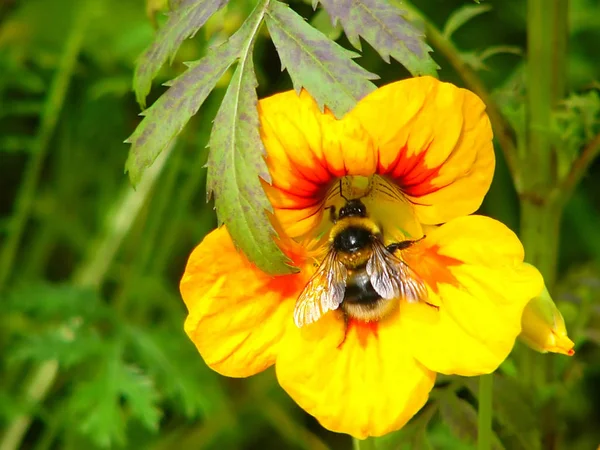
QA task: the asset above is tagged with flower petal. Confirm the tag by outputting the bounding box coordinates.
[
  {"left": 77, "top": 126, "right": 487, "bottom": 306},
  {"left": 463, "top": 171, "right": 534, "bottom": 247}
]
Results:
[
  {"left": 400, "top": 215, "right": 544, "bottom": 375},
  {"left": 259, "top": 90, "right": 377, "bottom": 238},
  {"left": 349, "top": 76, "right": 494, "bottom": 225},
  {"left": 276, "top": 312, "right": 436, "bottom": 438},
  {"left": 180, "top": 227, "right": 308, "bottom": 377}
]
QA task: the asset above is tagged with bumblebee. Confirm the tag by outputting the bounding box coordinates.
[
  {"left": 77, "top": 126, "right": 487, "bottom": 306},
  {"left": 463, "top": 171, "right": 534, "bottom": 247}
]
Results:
[{"left": 294, "top": 197, "right": 428, "bottom": 327}]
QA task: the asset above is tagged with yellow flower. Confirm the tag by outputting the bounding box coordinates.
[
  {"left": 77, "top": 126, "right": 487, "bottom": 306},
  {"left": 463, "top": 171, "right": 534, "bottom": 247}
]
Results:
[
  {"left": 180, "top": 77, "right": 544, "bottom": 438},
  {"left": 520, "top": 283, "right": 575, "bottom": 355}
]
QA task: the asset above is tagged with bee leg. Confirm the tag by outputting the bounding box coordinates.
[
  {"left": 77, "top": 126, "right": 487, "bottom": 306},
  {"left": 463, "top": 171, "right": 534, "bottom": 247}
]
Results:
[{"left": 386, "top": 235, "right": 427, "bottom": 253}]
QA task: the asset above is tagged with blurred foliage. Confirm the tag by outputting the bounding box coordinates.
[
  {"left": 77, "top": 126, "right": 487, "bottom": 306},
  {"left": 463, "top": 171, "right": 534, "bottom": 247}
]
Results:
[{"left": 0, "top": 0, "right": 599, "bottom": 449}]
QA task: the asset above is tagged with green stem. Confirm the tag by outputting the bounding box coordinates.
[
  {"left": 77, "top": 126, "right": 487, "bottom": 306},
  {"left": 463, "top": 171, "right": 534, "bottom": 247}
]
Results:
[
  {"left": 521, "top": 1, "right": 568, "bottom": 449},
  {"left": 477, "top": 374, "right": 493, "bottom": 450},
  {"left": 526, "top": 0, "right": 562, "bottom": 194},
  {"left": 519, "top": 199, "right": 562, "bottom": 290},
  {"left": 352, "top": 438, "right": 377, "bottom": 450}
]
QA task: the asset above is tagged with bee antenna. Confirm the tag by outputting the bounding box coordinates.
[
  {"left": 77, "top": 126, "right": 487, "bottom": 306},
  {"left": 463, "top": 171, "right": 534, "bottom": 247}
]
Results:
[{"left": 339, "top": 178, "right": 349, "bottom": 201}]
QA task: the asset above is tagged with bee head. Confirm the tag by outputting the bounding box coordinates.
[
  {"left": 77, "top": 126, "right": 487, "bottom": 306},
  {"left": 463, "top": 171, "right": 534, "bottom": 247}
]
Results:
[{"left": 338, "top": 199, "right": 367, "bottom": 219}]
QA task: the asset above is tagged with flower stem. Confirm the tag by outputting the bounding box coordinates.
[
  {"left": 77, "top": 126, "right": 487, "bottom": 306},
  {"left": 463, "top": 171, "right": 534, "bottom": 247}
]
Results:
[
  {"left": 353, "top": 437, "right": 377, "bottom": 450},
  {"left": 477, "top": 374, "right": 494, "bottom": 450}
]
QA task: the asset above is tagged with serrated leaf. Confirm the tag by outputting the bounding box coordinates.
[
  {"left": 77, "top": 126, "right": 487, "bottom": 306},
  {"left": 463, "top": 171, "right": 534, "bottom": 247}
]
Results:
[
  {"left": 206, "top": 0, "right": 294, "bottom": 275},
  {"left": 134, "top": 0, "right": 230, "bottom": 106},
  {"left": 442, "top": 4, "right": 492, "bottom": 40},
  {"left": 10, "top": 326, "right": 102, "bottom": 368},
  {"left": 69, "top": 343, "right": 161, "bottom": 448},
  {"left": 265, "top": 1, "right": 377, "bottom": 118},
  {"left": 439, "top": 393, "right": 505, "bottom": 450},
  {"left": 125, "top": 41, "right": 239, "bottom": 186},
  {"left": 70, "top": 356, "right": 126, "bottom": 447},
  {"left": 126, "top": 325, "right": 225, "bottom": 418},
  {"left": 118, "top": 364, "right": 162, "bottom": 432},
  {"left": 318, "top": 0, "right": 438, "bottom": 76}
]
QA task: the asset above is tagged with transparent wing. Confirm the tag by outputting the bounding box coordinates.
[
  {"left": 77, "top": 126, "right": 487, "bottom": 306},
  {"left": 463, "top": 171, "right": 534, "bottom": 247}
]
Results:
[
  {"left": 366, "top": 240, "right": 428, "bottom": 303},
  {"left": 294, "top": 250, "right": 348, "bottom": 328}
]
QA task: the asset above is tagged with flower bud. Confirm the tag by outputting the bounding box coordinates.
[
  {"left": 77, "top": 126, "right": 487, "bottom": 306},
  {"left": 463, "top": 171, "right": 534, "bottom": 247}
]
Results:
[{"left": 520, "top": 284, "right": 574, "bottom": 356}]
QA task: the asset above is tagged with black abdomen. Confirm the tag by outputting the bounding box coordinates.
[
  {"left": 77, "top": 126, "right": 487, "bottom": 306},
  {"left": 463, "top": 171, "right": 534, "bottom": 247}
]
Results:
[
  {"left": 333, "top": 227, "right": 372, "bottom": 253},
  {"left": 343, "top": 270, "right": 381, "bottom": 305}
]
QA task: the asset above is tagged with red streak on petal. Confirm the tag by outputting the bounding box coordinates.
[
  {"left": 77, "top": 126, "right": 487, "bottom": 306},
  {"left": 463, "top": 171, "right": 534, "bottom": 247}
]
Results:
[
  {"left": 378, "top": 143, "right": 446, "bottom": 198},
  {"left": 404, "top": 244, "right": 462, "bottom": 294},
  {"left": 567, "top": 349, "right": 575, "bottom": 356},
  {"left": 337, "top": 319, "right": 379, "bottom": 350}
]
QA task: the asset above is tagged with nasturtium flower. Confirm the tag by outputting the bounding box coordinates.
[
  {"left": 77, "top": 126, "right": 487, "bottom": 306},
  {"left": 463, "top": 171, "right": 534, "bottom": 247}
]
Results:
[{"left": 180, "top": 77, "right": 545, "bottom": 438}]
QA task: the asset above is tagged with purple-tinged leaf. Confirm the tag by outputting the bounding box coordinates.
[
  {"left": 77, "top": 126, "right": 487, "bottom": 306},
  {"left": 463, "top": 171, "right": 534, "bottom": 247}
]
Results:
[
  {"left": 207, "top": 0, "right": 294, "bottom": 275},
  {"left": 134, "top": 0, "right": 230, "bottom": 107},
  {"left": 125, "top": 41, "right": 239, "bottom": 186},
  {"left": 317, "top": 0, "right": 438, "bottom": 76},
  {"left": 266, "top": 1, "right": 377, "bottom": 118}
]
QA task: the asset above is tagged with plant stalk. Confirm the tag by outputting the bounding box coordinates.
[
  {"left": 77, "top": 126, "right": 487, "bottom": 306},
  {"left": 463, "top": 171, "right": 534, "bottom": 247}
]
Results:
[
  {"left": 353, "top": 437, "right": 377, "bottom": 450},
  {"left": 521, "top": 1, "right": 568, "bottom": 449},
  {"left": 477, "top": 374, "right": 494, "bottom": 450}
]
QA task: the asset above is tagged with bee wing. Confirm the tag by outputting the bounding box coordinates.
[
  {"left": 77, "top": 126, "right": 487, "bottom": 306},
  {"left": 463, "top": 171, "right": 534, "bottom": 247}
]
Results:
[
  {"left": 294, "top": 250, "right": 348, "bottom": 327},
  {"left": 366, "top": 241, "right": 428, "bottom": 303}
]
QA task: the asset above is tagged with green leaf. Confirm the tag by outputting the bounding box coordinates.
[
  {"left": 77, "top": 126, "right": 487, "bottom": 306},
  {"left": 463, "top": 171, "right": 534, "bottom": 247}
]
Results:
[
  {"left": 133, "top": 0, "right": 230, "bottom": 107},
  {"left": 125, "top": 40, "right": 239, "bottom": 186},
  {"left": 442, "top": 4, "right": 492, "bottom": 40},
  {"left": 265, "top": 1, "right": 377, "bottom": 118},
  {"left": 317, "top": 0, "right": 438, "bottom": 76},
  {"left": 118, "top": 364, "right": 162, "bottom": 433},
  {"left": 438, "top": 393, "right": 505, "bottom": 450},
  {"left": 10, "top": 326, "right": 102, "bottom": 368},
  {"left": 69, "top": 343, "right": 161, "bottom": 448},
  {"left": 207, "top": 0, "right": 294, "bottom": 275},
  {"left": 126, "top": 325, "right": 227, "bottom": 418},
  {"left": 553, "top": 90, "right": 600, "bottom": 179}
]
